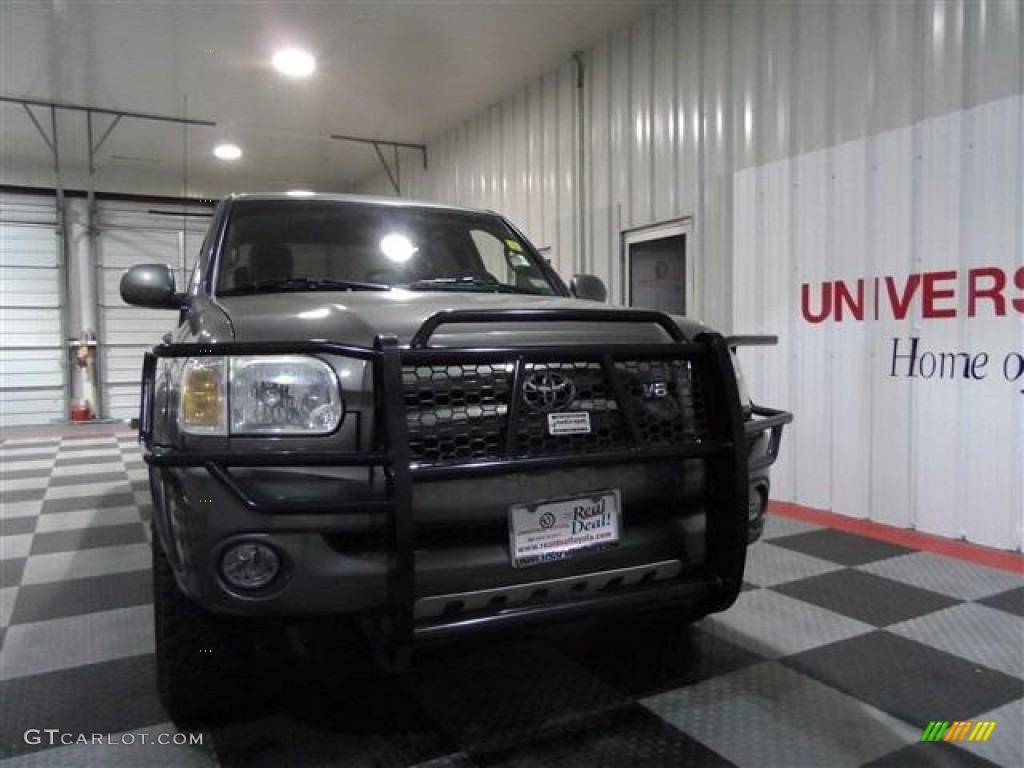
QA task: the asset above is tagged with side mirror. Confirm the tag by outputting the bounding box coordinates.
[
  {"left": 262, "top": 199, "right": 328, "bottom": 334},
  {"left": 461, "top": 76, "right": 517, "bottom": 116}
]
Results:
[
  {"left": 570, "top": 273, "right": 607, "bottom": 303},
  {"left": 120, "top": 264, "right": 187, "bottom": 310}
]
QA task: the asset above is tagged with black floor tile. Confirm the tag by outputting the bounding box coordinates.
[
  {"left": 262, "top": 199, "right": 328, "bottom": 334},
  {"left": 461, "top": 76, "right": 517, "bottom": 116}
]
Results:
[
  {"left": 783, "top": 631, "right": 1024, "bottom": 728},
  {"left": 408, "top": 637, "right": 628, "bottom": 753},
  {"left": 47, "top": 471, "right": 128, "bottom": 488},
  {"left": 41, "top": 492, "right": 137, "bottom": 515},
  {"left": 541, "top": 618, "right": 764, "bottom": 699},
  {"left": 770, "top": 529, "right": 913, "bottom": 566},
  {"left": 0, "top": 516, "right": 37, "bottom": 536},
  {"left": 210, "top": 678, "right": 454, "bottom": 768},
  {"left": 977, "top": 586, "right": 1024, "bottom": 618},
  {"left": 53, "top": 454, "right": 123, "bottom": 467},
  {"left": 473, "top": 703, "right": 735, "bottom": 767},
  {"left": 771, "top": 569, "right": 961, "bottom": 626},
  {"left": 0, "top": 558, "right": 26, "bottom": 588},
  {"left": 9, "top": 570, "right": 151, "bottom": 624},
  {"left": 0, "top": 487, "right": 46, "bottom": 504},
  {"left": 0, "top": 655, "right": 167, "bottom": 759},
  {"left": 863, "top": 741, "right": 1000, "bottom": 767},
  {"left": 30, "top": 522, "right": 146, "bottom": 555}
]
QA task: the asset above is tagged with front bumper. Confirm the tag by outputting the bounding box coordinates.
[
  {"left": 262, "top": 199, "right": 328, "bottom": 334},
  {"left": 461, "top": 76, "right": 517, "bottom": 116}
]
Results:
[{"left": 140, "top": 308, "right": 792, "bottom": 665}]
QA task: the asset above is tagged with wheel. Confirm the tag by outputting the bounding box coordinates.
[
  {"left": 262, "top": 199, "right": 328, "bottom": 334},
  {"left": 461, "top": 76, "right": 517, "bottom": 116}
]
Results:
[{"left": 152, "top": 530, "right": 261, "bottom": 727}]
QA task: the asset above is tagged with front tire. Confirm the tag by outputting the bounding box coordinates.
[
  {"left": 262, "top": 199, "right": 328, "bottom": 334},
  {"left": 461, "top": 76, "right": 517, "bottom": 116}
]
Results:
[{"left": 152, "top": 530, "right": 260, "bottom": 727}]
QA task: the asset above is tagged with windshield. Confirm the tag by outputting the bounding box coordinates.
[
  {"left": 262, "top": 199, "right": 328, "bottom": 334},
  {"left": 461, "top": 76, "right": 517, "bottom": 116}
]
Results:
[{"left": 216, "top": 200, "right": 559, "bottom": 296}]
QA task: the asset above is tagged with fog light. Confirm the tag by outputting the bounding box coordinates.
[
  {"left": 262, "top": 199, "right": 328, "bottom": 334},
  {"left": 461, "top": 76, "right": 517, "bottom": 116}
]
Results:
[
  {"left": 221, "top": 542, "right": 280, "bottom": 589},
  {"left": 748, "top": 489, "right": 766, "bottom": 522}
]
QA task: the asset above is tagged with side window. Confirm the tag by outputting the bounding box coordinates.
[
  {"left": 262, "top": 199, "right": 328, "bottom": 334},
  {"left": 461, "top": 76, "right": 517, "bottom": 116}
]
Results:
[{"left": 470, "top": 230, "right": 510, "bottom": 282}]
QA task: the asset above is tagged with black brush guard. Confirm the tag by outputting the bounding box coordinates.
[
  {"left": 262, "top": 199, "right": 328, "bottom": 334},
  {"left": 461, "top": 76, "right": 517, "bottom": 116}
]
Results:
[{"left": 139, "top": 308, "right": 791, "bottom": 669}]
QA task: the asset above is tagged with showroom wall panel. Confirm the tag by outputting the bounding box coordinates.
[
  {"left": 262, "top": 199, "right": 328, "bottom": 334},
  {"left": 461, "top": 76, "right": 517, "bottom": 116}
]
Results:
[
  {"left": 362, "top": 65, "right": 580, "bottom": 279},
  {"left": 95, "top": 202, "right": 208, "bottom": 419},
  {"left": 357, "top": 0, "right": 1022, "bottom": 549},
  {"left": 732, "top": 3, "right": 1023, "bottom": 550},
  {"left": 0, "top": 192, "right": 65, "bottom": 427}
]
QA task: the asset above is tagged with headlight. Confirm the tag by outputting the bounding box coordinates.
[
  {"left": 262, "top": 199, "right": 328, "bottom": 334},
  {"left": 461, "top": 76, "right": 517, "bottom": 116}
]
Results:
[
  {"left": 230, "top": 356, "right": 343, "bottom": 435},
  {"left": 178, "top": 355, "right": 343, "bottom": 436}
]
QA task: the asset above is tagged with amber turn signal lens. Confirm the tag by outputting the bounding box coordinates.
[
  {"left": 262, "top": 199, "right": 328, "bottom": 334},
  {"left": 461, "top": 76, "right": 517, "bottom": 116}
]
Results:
[{"left": 180, "top": 358, "right": 226, "bottom": 434}]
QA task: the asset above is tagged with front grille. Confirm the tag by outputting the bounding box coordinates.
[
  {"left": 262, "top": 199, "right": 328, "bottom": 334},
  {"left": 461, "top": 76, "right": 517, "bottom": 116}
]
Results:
[
  {"left": 511, "top": 362, "right": 627, "bottom": 457},
  {"left": 404, "top": 363, "right": 512, "bottom": 464},
  {"left": 403, "top": 357, "right": 708, "bottom": 467}
]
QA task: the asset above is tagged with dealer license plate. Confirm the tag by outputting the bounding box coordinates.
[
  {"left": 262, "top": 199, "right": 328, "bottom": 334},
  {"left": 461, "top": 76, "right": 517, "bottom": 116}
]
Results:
[{"left": 509, "top": 489, "right": 621, "bottom": 568}]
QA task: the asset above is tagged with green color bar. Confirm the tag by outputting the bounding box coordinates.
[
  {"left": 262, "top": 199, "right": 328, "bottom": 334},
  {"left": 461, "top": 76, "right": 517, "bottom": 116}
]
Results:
[{"left": 921, "top": 721, "right": 949, "bottom": 741}]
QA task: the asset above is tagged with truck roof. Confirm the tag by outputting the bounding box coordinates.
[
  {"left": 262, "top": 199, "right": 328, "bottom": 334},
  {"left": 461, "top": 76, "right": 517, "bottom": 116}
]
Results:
[{"left": 226, "top": 192, "right": 491, "bottom": 216}]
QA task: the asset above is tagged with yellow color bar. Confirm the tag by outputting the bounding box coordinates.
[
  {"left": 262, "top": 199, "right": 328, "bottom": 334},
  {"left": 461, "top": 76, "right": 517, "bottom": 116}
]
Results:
[{"left": 969, "top": 721, "right": 997, "bottom": 742}]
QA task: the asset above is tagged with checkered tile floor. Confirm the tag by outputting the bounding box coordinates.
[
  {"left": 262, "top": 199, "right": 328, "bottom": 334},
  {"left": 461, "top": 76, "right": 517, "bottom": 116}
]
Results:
[{"left": 1, "top": 428, "right": 1021, "bottom": 767}]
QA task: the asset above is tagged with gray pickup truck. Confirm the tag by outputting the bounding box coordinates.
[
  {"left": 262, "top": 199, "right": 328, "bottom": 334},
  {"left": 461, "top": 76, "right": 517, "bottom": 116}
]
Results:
[{"left": 121, "top": 193, "right": 791, "bottom": 725}]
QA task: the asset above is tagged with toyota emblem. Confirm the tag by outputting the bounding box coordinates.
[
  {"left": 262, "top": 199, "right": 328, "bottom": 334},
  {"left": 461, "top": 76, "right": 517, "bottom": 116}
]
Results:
[{"left": 522, "top": 371, "right": 576, "bottom": 412}]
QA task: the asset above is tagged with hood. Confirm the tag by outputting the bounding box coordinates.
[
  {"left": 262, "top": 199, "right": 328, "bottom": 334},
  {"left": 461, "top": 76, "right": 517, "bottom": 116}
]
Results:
[{"left": 214, "top": 290, "right": 708, "bottom": 347}]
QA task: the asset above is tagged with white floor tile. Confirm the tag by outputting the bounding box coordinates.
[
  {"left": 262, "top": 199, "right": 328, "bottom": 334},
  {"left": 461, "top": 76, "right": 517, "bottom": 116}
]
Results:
[
  {"left": 0, "top": 585, "right": 16, "bottom": 628},
  {"left": 20, "top": 544, "right": 150, "bottom": 585},
  {"left": 44, "top": 481, "right": 130, "bottom": 500},
  {"left": 698, "top": 589, "right": 874, "bottom": 659},
  {"left": 0, "top": 606, "right": 153, "bottom": 681},
  {"left": 888, "top": 603, "right": 1024, "bottom": 679},
  {"left": 51, "top": 462, "right": 126, "bottom": 478},
  {"left": 0, "top": 534, "right": 33, "bottom": 561},
  {"left": 858, "top": 551, "right": 1024, "bottom": 600},
  {"left": 34, "top": 507, "right": 141, "bottom": 534},
  {"left": 0, "top": 501, "right": 42, "bottom": 521},
  {"left": 0, "top": 476, "right": 50, "bottom": 492},
  {"left": 644, "top": 661, "right": 919, "bottom": 768}
]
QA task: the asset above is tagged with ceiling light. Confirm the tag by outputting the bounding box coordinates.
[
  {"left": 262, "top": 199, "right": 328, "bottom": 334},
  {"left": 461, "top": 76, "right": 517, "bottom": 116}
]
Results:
[
  {"left": 213, "top": 143, "right": 242, "bottom": 161},
  {"left": 286, "top": 189, "right": 315, "bottom": 197},
  {"left": 272, "top": 48, "right": 316, "bottom": 78}
]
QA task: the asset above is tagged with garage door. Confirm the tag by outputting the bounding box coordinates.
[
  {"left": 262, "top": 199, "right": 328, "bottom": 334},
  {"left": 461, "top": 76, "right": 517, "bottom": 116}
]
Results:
[
  {"left": 0, "top": 193, "right": 65, "bottom": 427},
  {"left": 96, "top": 202, "right": 208, "bottom": 420}
]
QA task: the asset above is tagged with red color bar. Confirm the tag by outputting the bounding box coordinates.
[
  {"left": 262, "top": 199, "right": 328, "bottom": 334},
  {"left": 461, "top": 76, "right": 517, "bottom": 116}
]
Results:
[{"left": 769, "top": 501, "right": 1024, "bottom": 575}]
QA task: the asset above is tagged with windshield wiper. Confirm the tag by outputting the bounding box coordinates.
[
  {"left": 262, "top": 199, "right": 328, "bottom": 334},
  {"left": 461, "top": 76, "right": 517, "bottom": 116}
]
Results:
[
  {"left": 222, "top": 277, "right": 391, "bottom": 295},
  {"left": 406, "top": 275, "right": 541, "bottom": 294}
]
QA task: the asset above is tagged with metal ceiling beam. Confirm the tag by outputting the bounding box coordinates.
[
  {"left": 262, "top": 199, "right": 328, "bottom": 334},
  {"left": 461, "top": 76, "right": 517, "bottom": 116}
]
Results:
[
  {"left": 0, "top": 95, "right": 216, "bottom": 127},
  {"left": 330, "top": 133, "right": 428, "bottom": 195}
]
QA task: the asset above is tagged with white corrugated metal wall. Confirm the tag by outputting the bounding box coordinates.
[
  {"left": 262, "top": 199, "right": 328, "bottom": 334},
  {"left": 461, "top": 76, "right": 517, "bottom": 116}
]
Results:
[
  {"left": 95, "top": 202, "right": 207, "bottom": 419},
  {"left": 360, "top": 65, "right": 581, "bottom": 282},
  {"left": 356, "top": 0, "right": 1023, "bottom": 550},
  {"left": 0, "top": 192, "right": 65, "bottom": 427}
]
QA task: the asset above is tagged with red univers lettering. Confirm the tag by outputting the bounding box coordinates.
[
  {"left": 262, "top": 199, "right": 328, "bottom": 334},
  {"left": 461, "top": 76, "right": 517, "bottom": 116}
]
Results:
[
  {"left": 922, "top": 270, "right": 958, "bottom": 318},
  {"left": 1014, "top": 266, "right": 1024, "bottom": 314},
  {"left": 801, "top": 282, "right": 832, "bottom": 323},
  {"left": 834, "top": 279, "right": 865, "bottom": 321},
  {"left": 968, "top": 267, "right": 1007, "bottom": 317},
  {"left": 884, "top": 274, "right": 921, "bottom": 319}
]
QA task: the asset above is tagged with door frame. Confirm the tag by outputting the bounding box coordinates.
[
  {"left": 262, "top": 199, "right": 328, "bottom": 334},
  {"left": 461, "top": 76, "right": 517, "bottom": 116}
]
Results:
[{"left": 621, "top": 217, "right": 694, "bottom": 312}]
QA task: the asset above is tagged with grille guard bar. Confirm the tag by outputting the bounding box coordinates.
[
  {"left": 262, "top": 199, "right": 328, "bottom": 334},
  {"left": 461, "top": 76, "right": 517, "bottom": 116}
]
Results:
[{"left": 138, "top": 308, "right": 790, "bottom": 669}]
